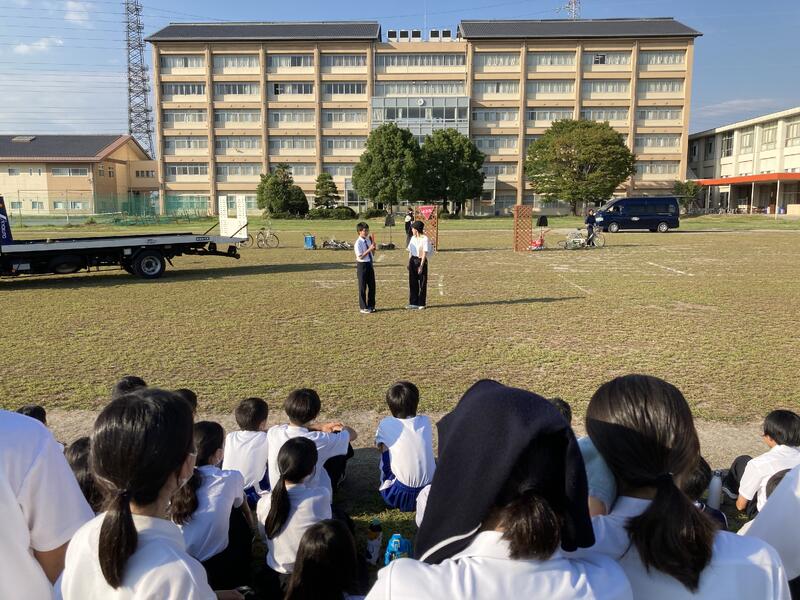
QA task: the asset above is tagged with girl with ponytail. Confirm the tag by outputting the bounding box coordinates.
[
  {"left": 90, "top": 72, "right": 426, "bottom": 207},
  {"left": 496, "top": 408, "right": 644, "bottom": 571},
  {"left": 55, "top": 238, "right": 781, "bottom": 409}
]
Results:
[
  {"left": 257, "top": 437, "right": 332, "bottom": 592},
  {"left": 584, "top": 374, "right": 790, "bottom": 599},
  {"left": 57, "top": 389, "right": 241, "bottom": 599}
]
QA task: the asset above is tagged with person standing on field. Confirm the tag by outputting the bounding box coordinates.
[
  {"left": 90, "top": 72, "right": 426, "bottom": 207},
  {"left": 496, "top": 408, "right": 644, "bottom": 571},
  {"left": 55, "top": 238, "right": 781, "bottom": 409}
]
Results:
[
  {"left": 354, "top": 222, "right": 376, "bottom": 314},
  {"left": 407, "top": 221, "right": 431, "bottom": 310},
  {"left": 404, "top": 208, "right": 414, "bottom": 249}
]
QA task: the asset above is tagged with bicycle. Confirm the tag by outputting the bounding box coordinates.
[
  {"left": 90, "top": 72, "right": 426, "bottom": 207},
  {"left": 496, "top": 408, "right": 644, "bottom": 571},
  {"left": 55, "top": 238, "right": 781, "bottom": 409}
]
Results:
[
  {"left": 558, "top": 228, "right": 605, "bottom": 250},
  {"left": 322, "top": 237, "right": 353, "bottom": 250}
]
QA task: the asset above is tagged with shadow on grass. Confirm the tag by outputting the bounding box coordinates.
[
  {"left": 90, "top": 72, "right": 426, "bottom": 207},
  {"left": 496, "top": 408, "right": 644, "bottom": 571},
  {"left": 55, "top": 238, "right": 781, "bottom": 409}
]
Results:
[{"left": 428, "top": 296, "right": 583, "bottom": 309}]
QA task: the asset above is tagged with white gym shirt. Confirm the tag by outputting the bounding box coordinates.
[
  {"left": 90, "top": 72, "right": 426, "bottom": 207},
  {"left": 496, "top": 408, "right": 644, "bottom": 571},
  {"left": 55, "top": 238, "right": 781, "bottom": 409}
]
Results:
[
  {"left": 407, "top": 234, "right": 432, "bottom": 258},
  {"left": 179, "top": 464, "right": 245, "bottom": 561},
  {"left": 738, "top": 445, "right": 800, "bottom": 512},
  {"left": 375, "top": 415, "right": 436, "bottom": 489},
  {"left": 221, "top": 430, "right": 270, "bottom": 491},
  {"left": 0, "top": 411, "right": 93, "bottom": 600},
  {"left": 267, "top": 424, "right": 351, "bottom": 493},
  {"left": 57, "top": 513, "right": 215, "bottom": 599}
]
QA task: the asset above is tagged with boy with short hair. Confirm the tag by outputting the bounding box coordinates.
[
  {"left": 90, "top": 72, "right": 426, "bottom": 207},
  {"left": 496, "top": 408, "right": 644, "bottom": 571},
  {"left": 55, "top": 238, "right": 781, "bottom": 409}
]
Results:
[
  {"left": 267, "top": 388, "right": 357, "bottom": 494},
  {"left": 354, "top": 222, "right": 376, "bottom": 314},
  {"left": 222, "top": 397, "right": 271, "bottom": 506},
  {"left": 16, "top": 404, "right": 47, "bottom": 426},
  {"left": 111, "top": 375, "right": 147, "bottom": 400}
]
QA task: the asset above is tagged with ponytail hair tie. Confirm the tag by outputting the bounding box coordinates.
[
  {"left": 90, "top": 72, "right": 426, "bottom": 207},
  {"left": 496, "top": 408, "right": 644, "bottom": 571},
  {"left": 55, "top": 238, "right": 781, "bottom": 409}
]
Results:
[
  {"left": 655, "top": 472, "right": 674, "bottom": 486},
  {"left": 116, "top": 489, "right": 131, "bottom": 501}
]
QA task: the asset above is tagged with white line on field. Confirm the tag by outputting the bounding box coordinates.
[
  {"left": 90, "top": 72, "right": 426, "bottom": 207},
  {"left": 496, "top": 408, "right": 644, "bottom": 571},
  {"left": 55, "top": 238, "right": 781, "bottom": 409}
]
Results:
[
  {"left": 438, "top": 274, "right": 445, "bottom": 296},
  {"left": 557, "top": 274, "right": 592, "bottom": 295},
  {"left": 375, "top": 254, "right": 386, "bottom": 263},
  {"left": 646, "top": 261, "right": 694, "bottom": 276}
]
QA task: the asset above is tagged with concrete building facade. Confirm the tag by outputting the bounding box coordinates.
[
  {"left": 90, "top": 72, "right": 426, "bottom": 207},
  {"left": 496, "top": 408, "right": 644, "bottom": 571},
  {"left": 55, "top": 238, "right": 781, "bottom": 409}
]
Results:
[{"left": 145, "top": 18, "right": 699, "bottom": 215}]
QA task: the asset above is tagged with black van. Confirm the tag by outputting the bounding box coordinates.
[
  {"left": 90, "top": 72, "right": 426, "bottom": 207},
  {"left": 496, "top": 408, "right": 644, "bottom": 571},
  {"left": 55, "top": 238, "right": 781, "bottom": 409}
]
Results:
[{"left": 594, "top": 196, "right": 680, "bottom": 233}]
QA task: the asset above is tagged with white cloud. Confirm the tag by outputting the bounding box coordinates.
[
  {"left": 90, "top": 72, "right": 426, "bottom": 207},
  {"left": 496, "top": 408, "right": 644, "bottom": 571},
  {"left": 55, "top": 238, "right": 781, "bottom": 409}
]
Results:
[
  {"left": 694, "top": 98, "right": 784, "bottom": 119},
  {"left": 13, "top": 37, "right": 64, "bottom": 55},
  {"left": 65, "top": 1, "right": 92, "bottom": 28}
]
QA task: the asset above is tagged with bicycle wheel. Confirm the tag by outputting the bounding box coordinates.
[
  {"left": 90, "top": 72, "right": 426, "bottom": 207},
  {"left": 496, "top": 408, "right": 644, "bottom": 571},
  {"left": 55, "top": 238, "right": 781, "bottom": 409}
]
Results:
[
  {"left": 264, "top": 232, "right": 279, "bottom": 248},
  {"left": 256, "top": 232, "right": 267, "bottom": 249},
  {"left": 592, "top": 234, "right": 606, "bottom": 248},
  {"left": 557, "top": 240, "right": 568, "bottom": 250},
  {"left": 242, "top": 234, "right": 255, "bottom": 248}
]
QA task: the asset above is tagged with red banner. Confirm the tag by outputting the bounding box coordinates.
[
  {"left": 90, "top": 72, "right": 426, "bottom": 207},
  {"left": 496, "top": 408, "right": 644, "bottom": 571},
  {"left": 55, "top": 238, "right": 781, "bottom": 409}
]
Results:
[{"left": 419, "top": 205, "right": 436, "bottom": 220}]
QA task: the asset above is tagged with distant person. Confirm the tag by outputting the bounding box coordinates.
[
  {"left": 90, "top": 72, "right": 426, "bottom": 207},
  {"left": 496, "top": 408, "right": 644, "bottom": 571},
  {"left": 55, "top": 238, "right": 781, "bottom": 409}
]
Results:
[
  {"left": 585, "top": 209, "right": 597, "bottom": 246},
  {"left": 354, "top": 222, "right": 376, "bottom": 314},
  {"left": 111, "top": 375, "right": 146, "bottom": 400},
  {"left": 16, "top": 404, "right": 47, "bottom": 426},
  {"left": 221, "top": 397, "right": 271, "bottom": 507},
  {"left": 404, "top": 208, "right": 414, "bottom": 248},
  {"left": 407, "top": 221, "right": 432, "bottom": 310},
  {"left": 65, "top": 436, "right": 104, "bottom": 514}
]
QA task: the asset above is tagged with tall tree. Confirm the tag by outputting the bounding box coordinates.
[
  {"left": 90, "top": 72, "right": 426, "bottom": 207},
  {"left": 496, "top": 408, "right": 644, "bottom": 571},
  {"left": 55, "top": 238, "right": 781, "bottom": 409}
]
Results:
[
  {"left": 673, "top": 179, "right": 704, "bottom": 213},
  {"left": 313, "top": 172, "right": 340, "bottom": 208},
  {"left": 287, "top": 184, "right": 310, "bottom": 216},
  {"left": 352, "top": 123, "right": 421, "bottom": 210},
  {"left": 256, "top": 163, "right": 293, "bottom": 214},
  {"left": 419, "top": 129, "right": 485, "bottom": 215},
  {"left": 525, "top": 119, "right": 636, "bottom": 215}
]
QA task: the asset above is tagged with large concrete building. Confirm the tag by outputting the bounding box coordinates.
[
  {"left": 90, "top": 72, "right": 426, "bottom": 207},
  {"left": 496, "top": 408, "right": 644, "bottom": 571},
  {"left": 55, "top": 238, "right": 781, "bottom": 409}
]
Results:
[
  {"left": 0, "top": 135, "right": 157, "bottom": 216},
  {"left": 688, "top": 106, "right": 800, "bottom": 214},
  {"left": 145, "top": 18, "right": 700, "bottom": 215}
]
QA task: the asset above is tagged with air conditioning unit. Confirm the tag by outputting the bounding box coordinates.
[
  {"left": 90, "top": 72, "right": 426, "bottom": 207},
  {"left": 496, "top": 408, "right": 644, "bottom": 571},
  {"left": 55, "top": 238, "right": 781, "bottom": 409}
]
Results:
[
  {"left": 411, "top": 29, "right": 422, "bottom": 42},
  {"left": 430, "top": 29, "right": 441, "bottom": 42},
  {"left": 441, "top": 29, "right": 452, "bottom": 41},
  {"left": 387, "top": 29, "right": 398, "bottom": 42},
  {"left": 398, "top": 30, "right": 410, "bottom": 42}
]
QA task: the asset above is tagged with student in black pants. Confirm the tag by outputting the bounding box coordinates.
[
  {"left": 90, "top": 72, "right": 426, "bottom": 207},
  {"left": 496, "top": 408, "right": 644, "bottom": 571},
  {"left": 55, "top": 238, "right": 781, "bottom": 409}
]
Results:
[
  {"left": 354, "top": 222, "right": 376, "bottom": 314},
  {"left": 585, "top": 209, "right": 597, "bottom": 246},
  {"left": 407, "top": 220, "right": 431, "bottom": 310}
]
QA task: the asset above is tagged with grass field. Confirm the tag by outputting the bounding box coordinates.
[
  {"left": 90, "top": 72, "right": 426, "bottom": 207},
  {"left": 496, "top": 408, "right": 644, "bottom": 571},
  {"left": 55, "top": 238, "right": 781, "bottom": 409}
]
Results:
[{"left": 2, "top": 218, "right": 799, "bottom": 562}]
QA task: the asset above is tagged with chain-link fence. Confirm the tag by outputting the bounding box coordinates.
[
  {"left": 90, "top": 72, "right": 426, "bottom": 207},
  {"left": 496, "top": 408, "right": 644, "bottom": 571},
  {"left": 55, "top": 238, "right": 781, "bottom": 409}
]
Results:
[{"left": 4, "top": 191, "right": 159, "bottom": 226}]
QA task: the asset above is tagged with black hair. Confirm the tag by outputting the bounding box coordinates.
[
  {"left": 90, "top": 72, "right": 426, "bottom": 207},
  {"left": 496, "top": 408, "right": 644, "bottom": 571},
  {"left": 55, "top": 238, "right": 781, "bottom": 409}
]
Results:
[
  {"left": 65, "top": 436, "right": 103, "bottom": 513},
  {"left": 547, "top": 397, "right": 572, "bottom": 426},
  {"left": 16, "top": 404, "right": 46, "bottom": 425},
  {"left": 766, "top": 469, "right": 791, "bottom": 498},
  {"left": 763, "top": 410, "right": 800, "bottom": 446},
  {"left": 284, "top": 389, "right": 321, "bottom": 425},
  {"left": 385, "top": 381, "right": 419, "bottom": 419},
  {"left": 285, "top": 520, "right": 360, "bottom": 600},
  {"left": 411, "top": 220, "right": 424, "bottom": 233},
  {"left": 356, "top": 221, "right": 369, "bottom": 233},
  {"left": 92, "top": 388, "right": 194, "bottom": 588},
  {"left": 587, "top": 374, "right": 715, "bottom": 592},
  {"left": 681, "top": 455, "right": 712, "bottom": 501},
  {"left": 173, "top": 388, "right": 198, "bottom": 413},
  {"left": 234, "top": 397, "right": 269, "bottom": 431},
  {"left": 111, "top": 376, "right": 147, "bottom": 400},
  {"left": 171, "top": 421, "right": 225, "bottom": 525},
  {"left": 265, "top": 437, "right": 318, "bottom": 539}
]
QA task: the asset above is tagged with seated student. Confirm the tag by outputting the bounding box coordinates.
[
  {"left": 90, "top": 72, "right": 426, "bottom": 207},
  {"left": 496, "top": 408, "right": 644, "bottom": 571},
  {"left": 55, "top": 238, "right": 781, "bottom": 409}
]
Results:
[
  {"left": 111, "top": 375, "right": 146, "bottom": 400},
  {"left": 0, "top": 410, "right": 93, "bottom": 600},
  {"left": 368, "top": 379, "right": 632, "bottom": 600},
  {"left": 174, "top": 388, "right": 199, "bottom": 415},
  {"left": 222, "top": 397, "right": 271, "bottom": 505},
  {"left": 65, "top": 436, "right": 104, "bottom": 514},
  {"left": 738, "top": 469, "right": 792, "bottom": 536},
  {"left": 582, "top": 374, "right": 790, "bottom": 599},
  {"left": 681, "top": 456, "right": 728, "bottom": 530},
  {"left": 375, "top": 381, "right": 436, "bottom": 511},
  {"left": 171, "top": 421, "right": 255, "bottom": 590},
  {"left": 285, "top": 519, "right": 366, "bottom": 600},
  {"left": 16, "top": 403, "right": 47, "bottom": 426},
  {"left": 267, "top": 389, "right": 357, "bottom": 495},
  {"left": 57, "top": 389, "right": 241, "bottom": 599},
  {"left": 257, "top": 438, "right": 332, "bottom": 593},
  {"left": 724, "top": 410, "right": 800, "bottom": 517}
]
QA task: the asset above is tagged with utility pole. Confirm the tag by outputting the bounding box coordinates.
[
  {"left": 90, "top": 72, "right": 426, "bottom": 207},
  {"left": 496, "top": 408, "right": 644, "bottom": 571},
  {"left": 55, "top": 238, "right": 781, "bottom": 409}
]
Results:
[
  {"left": 562, "top": 0, "right": 581, "bottom": 19},
  {"left": 125, "top": 0, "right": 154, "bottom": 157}
]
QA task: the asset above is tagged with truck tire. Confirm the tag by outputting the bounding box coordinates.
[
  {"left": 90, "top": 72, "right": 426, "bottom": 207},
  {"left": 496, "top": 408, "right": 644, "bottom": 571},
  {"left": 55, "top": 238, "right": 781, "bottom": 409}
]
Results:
[{"left": 133, "top": 250, "right": 166, "bottom": 279}]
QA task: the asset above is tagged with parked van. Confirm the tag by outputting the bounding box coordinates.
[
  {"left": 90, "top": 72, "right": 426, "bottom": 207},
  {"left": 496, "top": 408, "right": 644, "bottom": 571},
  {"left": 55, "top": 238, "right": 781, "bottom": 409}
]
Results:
[{"left": 594, "top": 196, "right": 680, "bottom": 233}]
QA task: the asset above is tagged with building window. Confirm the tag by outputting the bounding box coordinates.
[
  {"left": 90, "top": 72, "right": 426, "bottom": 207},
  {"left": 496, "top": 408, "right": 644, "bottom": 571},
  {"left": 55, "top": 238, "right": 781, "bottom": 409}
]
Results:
[
  {"left": 166, "top": 164, "right": 208, "bottom": 176},
  {"left": 215, "top": 137, "right": 261, "bottom": 151},
  {"left": 271, "top": 110, "right": 315, "bottom": 123},
  {"left": 98, "top": 165, "right": 105, "bottom": 177},
  {"left": 321, "top": 54, "right": 367, "bottom": 67},
  {"left": 636, "top": 107, "right": 681, "bottom": 121},
  {"left": 272, "top": 83, "right": 314, "bottom": 95},
  {"left": 135, "top": 170, "right": 156, "bottom": 178},
  {"left": 527, "top": 52, "right": 575, "bottom": 66},
  {"left": 373, "top": 106, "right": 467, "bottom": 123},
  {"left": 161, "top": 83, "right": 205, "bottom": 96},
  {"left": 482, "top": 163, "right": 518, "bottom": 176},
  {"left": 581, "top": 107, "right": 629, "bottom": 121},
  {"left": 323, "top": 109, "right": 367, "bottom": 123},
  {"left": 216, "top": 164, "right": 261, "bottom": 177},
  {"left": 635, "top": 161, "right": 679, "bottom": 175},
  {"left": 213, "top": 83, "right": 259, "bottom": 97},
  {"left": 10, "top": 201, "right": 22, "bottom": 209},
  {"left": 268, "top": 137, "right": 316, "bottom": 152},
  {"left": 472, "top": 109, "right": 519, "bottom": 123},
  {"left": 638, "top": 51, "right": 685, "bottom": 66},
  {"left": 635, "top": 134, "right": 681, "bottom": 149},
  {"left": 68, "top": 201, "right": 86, "bottom": 210},
  {"left": 7, "top": 168, "right": 20, "bottom": 176},
  {"left": 705, "top": 138, "right": 714, "bottom": 159},
  {"left": 212, "top": 54, "right": 259, "bottom": 70},
  {"left": 528, "top": 80, "right": 575, "bottom": 95},
  {"left": 323, "top": 82, "right": 366, "bottom": 95},
  {"left": 324, "top": 137, "right": 367, "bottom": 150},
  {"left": 163, "top": 109, "right": 207, "bottom": 125},
  {"left": 581, "top": 80, "right": 629, "bottom": 94},
  {"left": 31, "top": 201, "right": 44, "bottom": 210},
  {"left": 739, "top": 128, "right": 753, "bottom": 153},
  {"left": 721, "top": 132, "right": 734, "bottom": 157},
  {"left": 214, "top": 110, "right": 261, "bottom": 124},
  {"left": 164, "top": 137, "right": 209, "bottom": 152},
  {"left": 637, "top": 79, "right": 684, "bottom": 94},
  {"left": 786, "top": 119, "right": 800, "bottom": 147},
  {"left": 584, "top": 52, "right": 630, "bottom": 65},
  {"left": 690, "top": 142, "right": 698, "bottom": 160},
  {"left": 473, "top": 136, "right": 518, "bottom": 151},
  {"left": 51, "top": 167, "right": 89, "bottom": 176},
  {"left": 527, "top": 108, "right": 574, "bottom": 123},
  {"left": 108, "top": 167, "right": 114, "bottom": 178},
  {"left": 323, "top": 164, "right": 355, "bottom": 177},
  {"left": 374, "top": 80, "right": 465, "bottom": 96},
  {"left": 473, "top": 80, "right": 519, "bottom": 95},
  {"left": 267, "top": 55, "right": 314, "bottom": 68},
  {"left": 761, "top": 123, "right": 778, "bottom": 151},
  {"left": 160, "top": 55, "right": 204, "bottom": 69},
  {"left": 474, "top": 53, "right": 519, "bottom": 67},
  {"left": 271, "top": 163, "right": 316, "bottom": 176},
  {"left": 375, "top": 54, "right": 465, "bottom": 67}
]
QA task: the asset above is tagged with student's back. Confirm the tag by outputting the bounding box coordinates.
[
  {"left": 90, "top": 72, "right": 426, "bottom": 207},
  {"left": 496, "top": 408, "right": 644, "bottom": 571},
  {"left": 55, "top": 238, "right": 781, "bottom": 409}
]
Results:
[
  {"left": 222, "top": 430, "right": 270, "bottom": 490},
  {"left": 376, "top": 414, "right": 435, "bottom": 488}
]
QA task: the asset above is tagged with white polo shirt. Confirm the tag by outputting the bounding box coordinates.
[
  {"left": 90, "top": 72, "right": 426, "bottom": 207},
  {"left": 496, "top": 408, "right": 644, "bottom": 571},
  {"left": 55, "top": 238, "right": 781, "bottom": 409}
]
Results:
[
  {"left": 267, "top": 424, "right": 351, "bottom": 494},
  {"left": 256, "top": 482, "right": 332, "bottom": 573},
  {"left": 365, "top": 530, "right": 632, "bottom": 600},
  {"left": 57, "top": 513, "right": 215, "bottom": 599},
  {"left": 739, "top": 445, "right": 800, "bottom": 512},
  {"left": 407, "top": 235, "right": 432, "bottom": 258},
  {"left": 354, "top": 236, "right": 372, "bottom": 263},
  {"left": 179, "top": 464, "right": 245, "bottom": 561},
  {"left": 375, "top": 415, "right": 436, "bottom": 490},
  {"left": 221, "top": 430, "right": 270, "bottom": 492},
  {"left": 0, "top": 410, "right": 93, "bottom": 600},
  {"left": 744, "top": 465, "right": 800, "bottom": 580},
  {"left": 581, "top": 496, "right": 790, "bottom": 599}
]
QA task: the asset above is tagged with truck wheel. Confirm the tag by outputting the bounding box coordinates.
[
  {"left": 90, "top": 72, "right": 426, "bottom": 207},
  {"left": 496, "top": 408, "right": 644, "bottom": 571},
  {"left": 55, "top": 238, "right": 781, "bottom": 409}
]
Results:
[
  {"left": 657, "top": 222, "right": 670, "bottom": 233},
  {"left": 608, "top": 222, "right": 620, "bottom": 233},
  {"left": 133, "top": 250, "right": 166, "bottom": 279}
]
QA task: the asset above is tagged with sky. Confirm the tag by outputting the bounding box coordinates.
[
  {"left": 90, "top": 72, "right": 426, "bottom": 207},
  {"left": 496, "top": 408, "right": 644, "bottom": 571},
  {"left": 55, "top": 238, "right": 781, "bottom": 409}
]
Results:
[{"left": 0, "top": 0, "right": 798, "bottom": 136}]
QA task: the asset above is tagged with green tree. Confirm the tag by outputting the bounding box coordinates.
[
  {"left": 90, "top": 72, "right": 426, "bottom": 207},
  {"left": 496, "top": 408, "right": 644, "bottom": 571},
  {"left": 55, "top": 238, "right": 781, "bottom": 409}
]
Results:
[
  {"left": 256, "top": 163, "right": 293, "bottom": 214},
  {"left": 673, "top": 179, "right": 704, "bottom": 213},
  {"left": 313, "top": 172, "right": 340, "bottom": 208},
  {"left": 352, "top": 123, "right": 421, "bottom": 210},
  {"left": 418, "top": 129, "right": 485, "bottom": 215},
  {"left": 287, "top": 184, "right": 310, "bottom": 216},
  {"left": 524, "top": 119, "right": 636, "bottom": 215}
]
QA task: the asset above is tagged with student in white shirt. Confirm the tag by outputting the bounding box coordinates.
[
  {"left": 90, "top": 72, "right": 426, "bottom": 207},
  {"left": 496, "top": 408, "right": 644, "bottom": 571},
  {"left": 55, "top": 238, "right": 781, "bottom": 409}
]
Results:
[
  {"left": 267, "top": 388, "right": 357, "bottom": 495},
  {"left": 406, "top": 220, "right": 432, "bottom": 310},
  {"left": 171, "top": 421, "right": 255, "bottom": 590},
  {"left": 0, "top": 410, "right": 93, "bottom": 600},
  {"left": 376, "top": 381, "right": 436, "bottom": 511},
  {"left": 723, "top": 409, "right": 800, "bottom": 516},
  {"left": 354, "top": 221, "right": 377, "bottom": 314},
  {"left": 367, "top": 379, "right": 632, "bottom": 600},
  {"left": 222, "top": 397, "right": 271, "bottom": 506},
  {"left": 285, "top": 519, "right": 367, "bottom": 600},
  {"left": 57, "top": 388, "right": 242, "bottom": 599},
  {"left": 257, "top": 437, "right": 332, "bottom": 595},
  {"left": 582, "top": 374, "right": 790, "bottom": 599}
]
